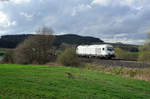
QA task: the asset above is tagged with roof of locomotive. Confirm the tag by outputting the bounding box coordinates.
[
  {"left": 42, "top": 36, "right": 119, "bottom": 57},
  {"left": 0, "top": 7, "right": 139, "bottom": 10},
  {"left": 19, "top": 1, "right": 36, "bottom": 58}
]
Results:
[{"left": 77, "top": 44, "right": 113, "bottom": 48}]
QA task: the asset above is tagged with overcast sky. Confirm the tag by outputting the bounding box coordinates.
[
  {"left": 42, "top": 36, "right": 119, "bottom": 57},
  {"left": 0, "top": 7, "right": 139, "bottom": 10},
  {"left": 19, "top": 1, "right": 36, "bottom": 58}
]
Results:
[{"left": 0, "top": 0, "right": 150, "bottom": 44}]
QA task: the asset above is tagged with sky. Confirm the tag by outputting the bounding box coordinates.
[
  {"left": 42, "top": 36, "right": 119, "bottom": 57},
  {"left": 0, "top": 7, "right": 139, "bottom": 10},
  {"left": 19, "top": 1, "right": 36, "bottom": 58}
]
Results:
[{"left": 0, "top": 0, "right": 150, "bottom": 45}]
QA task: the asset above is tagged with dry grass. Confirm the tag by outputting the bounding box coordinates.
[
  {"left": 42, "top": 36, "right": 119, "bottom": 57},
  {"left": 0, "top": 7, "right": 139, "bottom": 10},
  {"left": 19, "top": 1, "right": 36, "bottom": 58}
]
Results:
[{"left": 86, "top": 63, "right": 150, "bottom": 82}]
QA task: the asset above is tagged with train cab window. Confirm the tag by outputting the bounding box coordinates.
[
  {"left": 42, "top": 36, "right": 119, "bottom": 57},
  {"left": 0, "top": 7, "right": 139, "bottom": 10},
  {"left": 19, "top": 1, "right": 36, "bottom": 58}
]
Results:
[
  {"left": 102, "top": 48, "right": 104, "bottom": 50},
  {"left": 107, "top": 47, "right": 114, "bottom": 51}
]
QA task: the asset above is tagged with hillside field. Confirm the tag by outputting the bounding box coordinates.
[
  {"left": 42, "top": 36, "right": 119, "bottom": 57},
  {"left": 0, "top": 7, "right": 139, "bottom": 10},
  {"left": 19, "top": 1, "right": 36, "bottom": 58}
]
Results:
[{"left": 0, "top": 64, "right": 150, "bottom": 99}]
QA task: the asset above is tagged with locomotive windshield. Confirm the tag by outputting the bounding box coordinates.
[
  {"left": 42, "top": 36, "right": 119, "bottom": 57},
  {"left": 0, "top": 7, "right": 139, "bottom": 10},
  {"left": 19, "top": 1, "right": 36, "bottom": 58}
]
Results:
[{"left": 107, "top": 47, "right": 114, "bottom": 51}]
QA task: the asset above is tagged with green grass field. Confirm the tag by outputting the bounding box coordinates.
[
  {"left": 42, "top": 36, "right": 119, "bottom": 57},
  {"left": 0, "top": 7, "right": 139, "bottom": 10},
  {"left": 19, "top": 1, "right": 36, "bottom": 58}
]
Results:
[
  {"left": 130, "top": 52, "right": 140, "bottom": 55},
  {"left": 0, "top": 64, "right": 150, "bottom": 99}
]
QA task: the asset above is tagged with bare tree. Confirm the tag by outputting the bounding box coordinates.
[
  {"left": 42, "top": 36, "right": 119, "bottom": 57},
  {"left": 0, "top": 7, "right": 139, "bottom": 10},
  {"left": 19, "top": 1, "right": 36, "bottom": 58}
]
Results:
[
  {"left": 33, "top": 27, "right": 55, "bottom": 64},
  {"left": 14, "top": 27, "right": 55, "bottom": 64}
]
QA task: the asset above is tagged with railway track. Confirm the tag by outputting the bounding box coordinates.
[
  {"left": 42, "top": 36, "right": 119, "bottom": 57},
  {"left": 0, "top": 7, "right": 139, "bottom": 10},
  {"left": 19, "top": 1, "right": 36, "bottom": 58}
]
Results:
[{"left": 79, "top": 57, "right": 149, "bottom": 68}]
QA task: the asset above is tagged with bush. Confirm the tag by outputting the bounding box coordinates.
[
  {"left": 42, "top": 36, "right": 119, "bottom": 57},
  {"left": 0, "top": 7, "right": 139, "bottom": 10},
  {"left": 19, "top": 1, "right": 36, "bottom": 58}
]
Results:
[
  {"left": 138, "top": 44, "right": 150, "bottom": 63},
  {"left": 115, "top": 48, "right": 138, "bottom": 60},
  {"left": 2, "top": 50, "right": 14, "bottom": 63},
  {"left": 138, "top": 32, "right": 150, "bottom": 63},
  {"left": 14, "top": 39, "right": 35, "bottom": 64},
  {"left": 57, "top": 48, "right": 80, "bottom": 67},
  {"left": 14, "top": 35, "right": 55, "bottom": 64},
  {"left": 14, "top": 27, "right": 55, "bottom": 64}
]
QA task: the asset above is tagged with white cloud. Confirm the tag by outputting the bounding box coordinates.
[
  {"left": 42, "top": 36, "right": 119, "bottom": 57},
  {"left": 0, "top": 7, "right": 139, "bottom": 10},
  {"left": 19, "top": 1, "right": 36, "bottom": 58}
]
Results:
[
  {"left": 71, "top": 8, "right": 77, "bottom": 16},
  {"left": 0, "top": 30, "right": 9, "bottom": 36},
  {"left": 71, "top": 4, "right": 92, "bottom": 16},
  {"left": 120, "top": 0, "right": 143, "bottom": 10},
  {"left": 55, "top": 32, "right": 68, "bottom": 35},
  {"left": 11, "top": 0, "right": 31, "bottom": 4},
  {"left": 91, "top": 0, "right": 142, "bottom": 9},
  {"left": 120, "top": 0, "right": 135, "bottom": 6},
  {"left": 103, "top": 37, "right": 145, "bottom": 45},
  {"left": 114, "top": 33, "right": 128, "bottom": 37},
  {"left": 0, "top": 11, "right": 16, "bottom": 27},
  {"left": 42, "top": 16, "right": 58, "bottom": 26},
  {"left": 78, "top": 4, "right": 92, "bottom": 10},
  {"left": 91, "top": 0, "right": 111, "bottom": 6},
  {"left": 0, "top": 3, "right": 4, "bottom": 9},
  {"left": 20, "top": 12, "right": 33, "bottom": 20}
]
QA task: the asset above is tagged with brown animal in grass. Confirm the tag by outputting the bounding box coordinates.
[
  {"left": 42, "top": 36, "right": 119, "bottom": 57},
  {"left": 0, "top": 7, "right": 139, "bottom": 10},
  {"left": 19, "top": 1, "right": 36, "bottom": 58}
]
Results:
[{"left": 65, "top": 72, "right": 75, "bottom": 79}]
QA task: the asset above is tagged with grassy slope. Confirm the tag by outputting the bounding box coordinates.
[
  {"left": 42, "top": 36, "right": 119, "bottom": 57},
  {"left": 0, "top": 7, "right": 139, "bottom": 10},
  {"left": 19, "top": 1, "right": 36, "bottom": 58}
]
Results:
[{"left": 0, "top": 64, "right": 150, "bottom": 99}]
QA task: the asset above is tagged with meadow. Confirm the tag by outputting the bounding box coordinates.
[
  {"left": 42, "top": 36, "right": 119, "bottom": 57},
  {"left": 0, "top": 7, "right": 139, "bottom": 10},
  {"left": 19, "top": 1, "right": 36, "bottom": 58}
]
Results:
[{"left": 0, "top": 64, "right": 150, "bottom": 99}]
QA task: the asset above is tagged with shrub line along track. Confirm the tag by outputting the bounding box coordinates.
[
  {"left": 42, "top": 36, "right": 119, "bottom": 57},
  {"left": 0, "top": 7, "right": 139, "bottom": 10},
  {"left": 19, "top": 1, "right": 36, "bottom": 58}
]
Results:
[{"left": 80, "top": 57, "right": 149, "bottom": 68}]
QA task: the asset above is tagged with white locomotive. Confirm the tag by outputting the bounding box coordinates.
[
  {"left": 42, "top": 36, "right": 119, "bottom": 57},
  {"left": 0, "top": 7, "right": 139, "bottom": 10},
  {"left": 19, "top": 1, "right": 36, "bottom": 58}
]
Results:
[{"left": 76, "top": 44, "right": 115, "bottom": 58}]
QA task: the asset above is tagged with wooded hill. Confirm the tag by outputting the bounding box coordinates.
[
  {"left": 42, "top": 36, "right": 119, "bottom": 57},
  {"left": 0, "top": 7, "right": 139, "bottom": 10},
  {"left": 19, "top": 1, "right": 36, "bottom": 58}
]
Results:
[
  {"left": 0, "top": 34, "right": 138, "bottom": 51},
  {"left": 0, "top": 34, "right": 103, "bottom": 48}
]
